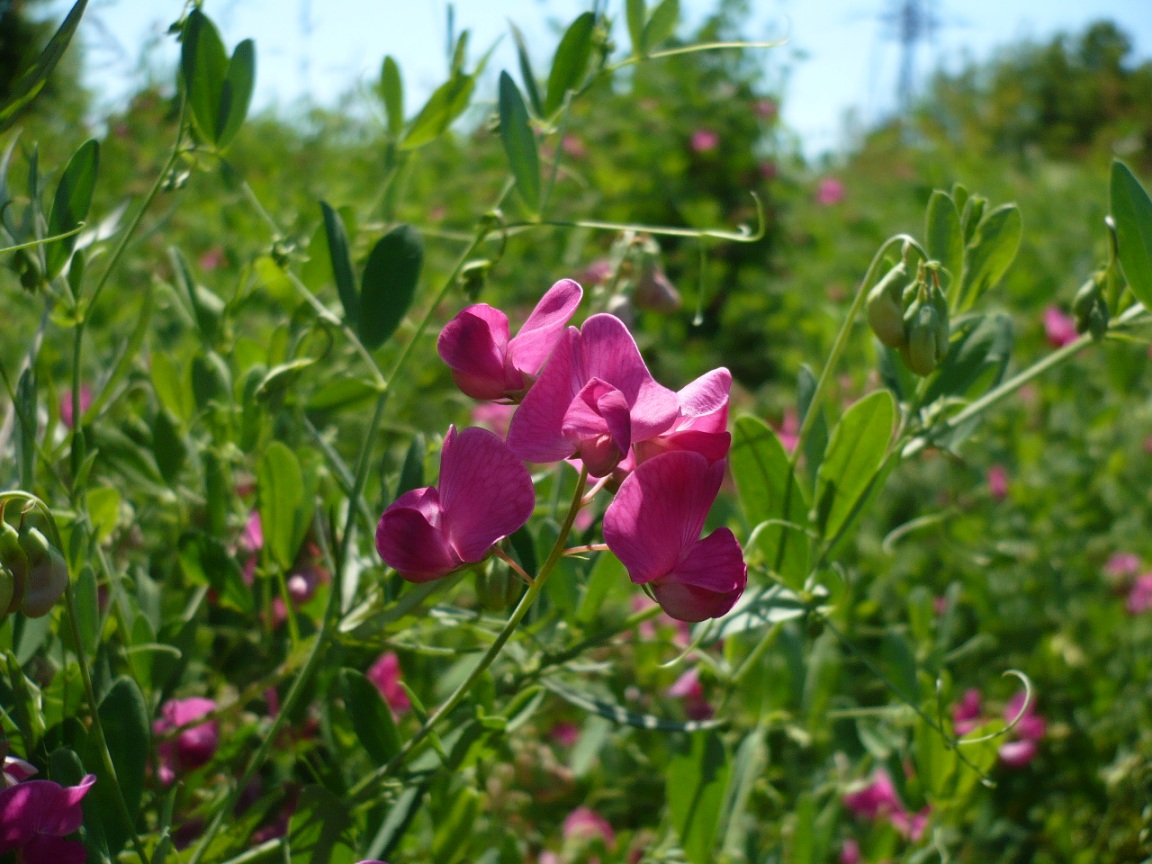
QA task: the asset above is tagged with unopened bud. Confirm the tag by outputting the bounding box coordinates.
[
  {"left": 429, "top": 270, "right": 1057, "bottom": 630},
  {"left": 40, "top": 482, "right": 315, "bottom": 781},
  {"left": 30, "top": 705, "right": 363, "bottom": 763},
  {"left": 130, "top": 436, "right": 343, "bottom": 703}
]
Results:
[
  {"left": 18, "top": 527, "right": 69, "bottom": 617},
  {"left": 0, "top": 522, "right": 27, "bottom": 615},
  {"left": 901, "top": 302, "right": 942, "bottom": 376},
  {"left": 866, "top": 263, "right": 908, "bottom": 349},
  {"left": 474, "top": 559, "right": 523, "bottom": 611},
  {"left": 634, "top": 261, "right": 682, "bottom": 313},
  {"left": 1072, "top": 276, "right": 1109, "bottom": 341},
  {"left": 929, "top": 281, "right": 951, "bottom": 361}
]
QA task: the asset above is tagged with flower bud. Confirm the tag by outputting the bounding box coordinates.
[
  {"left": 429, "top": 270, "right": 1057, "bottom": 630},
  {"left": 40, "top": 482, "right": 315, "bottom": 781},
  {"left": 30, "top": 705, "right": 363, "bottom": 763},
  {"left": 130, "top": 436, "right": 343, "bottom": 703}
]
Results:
[
  {"left": 634, "top": 261, "right": 682, "bottom": 313},
  {"left": 1072, "top": 276, "right": 1109, "bottom": 341},
  {"left": 901, "top": 302, "right": 942, "bottom": 377},
  {"left": 474, "top": 559, "right": 523, "bottom": 611},
  {"left": 0, "top": 522, "right": 28, "bottom": 616},
  {"left": 929, "top": 281, "right": 951, "bottom": 361},
  {"left": 866, "top": 263, "right": 908, "bottom": 349},
  {"left": 18, "top": 527, "right": 70, "bottom": 617}
]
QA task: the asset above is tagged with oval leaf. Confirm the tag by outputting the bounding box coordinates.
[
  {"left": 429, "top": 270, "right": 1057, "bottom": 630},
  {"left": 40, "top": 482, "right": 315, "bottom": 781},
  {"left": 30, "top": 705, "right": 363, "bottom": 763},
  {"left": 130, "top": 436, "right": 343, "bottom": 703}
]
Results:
[
  {"left": 338, "top": 668, "right": 401, "bottom": 764},
  {"left": 258, "top": 440, "right": 309, "bottom": 570},
  {"left": 320, "top": 201, "right": 358, "bottom": 324},
  {"left": 544, "top": 12, "right": 595, "bottom": 116},
  {"left": 926, "top": 189, "right": 963, "bottom": 298},
  {"left": 1111, "top": 160, "right": 1152, "bottom": 309},
  {"left": 957, "top": 203, "right": 1022, "bottom": 311},
  {"left": 358, "top": 224, "right": 423, "bottom": 349},
  {"left": 46, "top": 139, "right": 99, "bottom": 279},
  {"left": 84, "top": 677, "right": 149, "bottom": 858},
  {"left": 498, "top": 71, "right": 540, "bottom": 215},
  {"left": 216, "top": 38, "right": 256, "bottom": 148},
  {"left": 379, "top": 55, "right": 404, "bottom": 138},
  {"left": 180, "top": 10, "right": 228, "bottom": 146},
  {"left": 0, "top": 0, "right": 89, "bottom": 133},
  {"left": 667, "top": 731, "right": 730, "bottom": 864}
]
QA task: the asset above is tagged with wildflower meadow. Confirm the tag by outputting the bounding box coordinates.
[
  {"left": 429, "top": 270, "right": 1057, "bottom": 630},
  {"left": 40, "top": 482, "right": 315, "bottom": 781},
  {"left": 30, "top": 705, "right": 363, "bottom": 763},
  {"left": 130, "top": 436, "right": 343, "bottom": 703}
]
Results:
[{"left": 0, "top": 1, "right": 1150, "bottom": 862}]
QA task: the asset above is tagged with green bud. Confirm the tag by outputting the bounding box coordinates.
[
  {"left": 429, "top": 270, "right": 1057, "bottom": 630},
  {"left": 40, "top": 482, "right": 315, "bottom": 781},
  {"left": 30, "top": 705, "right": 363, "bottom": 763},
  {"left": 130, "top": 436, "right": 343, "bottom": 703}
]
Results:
[
  {"left": 0, "top": 522, "right": 27, "bottom": 615},
  {"left": 17, "top": 527, "right": 69, "bottom": 617},
  {"left": 902, "top": 303, "right": 941, "bottom": 377},
  {"left": 0, "top": 566, "right": 14, "bottom": 625},
  {"left": 1072, "top": 276, "right": 1109, "bottom": 340},
  {"left": 866, "top": 263, "right": 908, "bottom": 349},
  {"left": 474, "top": 558, "right": 523, "bottom": 611},
  {"left": 929, "top": 282, "right": 951, "bottom": 361}
]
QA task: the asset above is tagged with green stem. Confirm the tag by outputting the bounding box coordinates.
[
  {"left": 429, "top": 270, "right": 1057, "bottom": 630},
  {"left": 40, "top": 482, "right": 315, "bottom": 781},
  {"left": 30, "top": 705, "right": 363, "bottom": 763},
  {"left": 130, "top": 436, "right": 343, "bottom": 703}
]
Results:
[{"left": 349, "top": 466, "right": 589, "bottom": 804}]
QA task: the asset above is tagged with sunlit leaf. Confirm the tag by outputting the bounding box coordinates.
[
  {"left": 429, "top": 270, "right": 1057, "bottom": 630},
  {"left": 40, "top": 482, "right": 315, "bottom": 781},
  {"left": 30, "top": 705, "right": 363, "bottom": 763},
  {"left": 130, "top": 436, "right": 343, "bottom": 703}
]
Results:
[
  {"left": 0, "top": 0, "right": 89, "bottom": 133},
  {"left": 667, "top": 731, "right": 729, "bottom": 864},
  {"left": 320, "top": 201, "right": 358, "bottom": 324},
  {"left": 544, "top": 12, "right": 596, "bottom": 116},
  {"left": 46, "top": 139, "right": 98, "bottom": 279},
  {"left": 1111, "top": 160, "right": 1152, "bottom": 308},
  {"left": 498, "top": 71, "right": 541, "bottom": 214},
  {"left": 359, "top": 224, "right": 423, "bottom": 349},
  {"left": 379, "top": 55, "right": 404, "bottom": 138}
]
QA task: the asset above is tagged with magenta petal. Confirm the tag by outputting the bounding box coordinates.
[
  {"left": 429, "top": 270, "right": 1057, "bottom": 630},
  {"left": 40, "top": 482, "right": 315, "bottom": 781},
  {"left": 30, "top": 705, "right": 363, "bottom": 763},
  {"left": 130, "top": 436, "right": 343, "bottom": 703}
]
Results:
[
  {"left": 376, "top": 488, "right": 459, "bottom": 582},
  {"left": 439, "top": 426, "right": 535, "bottom": 563},
  {"left": 651, "top": 528, "right": 747, "bottom": 621},
  {"left": 581, "top": 314, "right": 678, "bottom": 441},
  {"left": 603, "top": 451, "right": 723, "bottom": 584},
  {"left": 22, "top": 835, "right": 89, "bottom": 864},
  {"left": 507, "top": 279, "right": 583, "bottom": 375},
  {"left": 437, "top": 305, "right": 516, "bottom": 400},
  {"left": 562, "top": 379, "right": 631, "bottom": 477},
  {"left": 676, "top": 367, "right": 731, "bottom": 433},
  {"left": 508, "top": 327, "right": 582, "bottom": 463}
]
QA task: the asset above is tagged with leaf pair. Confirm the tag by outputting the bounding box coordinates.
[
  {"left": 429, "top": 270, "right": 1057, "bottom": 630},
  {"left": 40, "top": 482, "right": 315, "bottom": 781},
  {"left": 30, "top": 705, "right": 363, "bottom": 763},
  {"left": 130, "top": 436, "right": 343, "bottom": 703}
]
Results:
[
  {"left": 927, "top": 187, "right": 1021, "bottom": 313},
  {"left": 180, "top": 10, "right": 255, "bottom": 150},
  {"left": 320, "top": 203, "right": 424, "bottom": 350},
  {"left": 626, "top": 0, "right": 681, "bottom": 57}
]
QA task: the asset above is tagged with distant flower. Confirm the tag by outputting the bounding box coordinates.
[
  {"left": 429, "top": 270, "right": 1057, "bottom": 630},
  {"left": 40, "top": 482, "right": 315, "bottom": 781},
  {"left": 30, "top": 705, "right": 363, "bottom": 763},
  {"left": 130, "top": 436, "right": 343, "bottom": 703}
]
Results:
[
  {"left": 564, "top": 806, "right": 615, "bottom": 845},
  {"left": 775, "top": 408, "right": 799, "bottom": 454},
  {"left": 690, "top": 129, "right": 719, "bottom": 153},
  {"left": 633, "top": 264, "right": 682, "bottom": 314},
  {"left": 561, "top": 135, "right": 587, "bottom": 159},
  {"left": 604, "top": 450, "right": 747, "bottom": 622},
  {"left": 154, "top": 697, "right": 219, "bottom": 785},
  {"left": 839, "top": 838, "right": 861, "bottom": 864},
  {"left": 471, "top": 401, "right": 517, "bottom": 439},
  {"left": 578, "top": 259, "right": 614, "bottom": 286},
  {"left": 998, "top": 691, "right": 1046, "bottom": 768},
  {"left": 376, "top": 426, "right": 535, "bottom": 582},
  {"left": 549, "top": 722, "right": 581, "bottom": 748},
  {"left": 667, "top": 667, "right": 713, "bottom": 720},
  {"left": 59, "top": 385, "right": 92, "bottom": 429},
  {"left": 759, "top": 160, "right": 778, "bottom": 181},
  {"left": 987, "top": 464, "right": 1009, "bottom": 501},
  {"left": 755, "top": 98, "right": 779, "bottom": 120},
  {"left": 198, "top": 246, "right": 227, "bottom": 272},
  {"left": 1105, "top": 552, "right": 1141, "bottom": 579},
  {"left": 815, "top": 177, "right": 845, "bottom": 206},
  {"left": 952, "top": 688, "right": 984, "bottom": 736},
  {"left": 842, "top": 769, "right": 929, "bottom": 840},
  {"left": 367, "top": 652, "right": 411, "bottom": 716},
  {"left": 1043, "top": 307, "right": 1078, "bottom": 348},
  {"left": 1126, "top": 574, "right": 1152, "bottom": 614},
  {"left": 438, "top": 279, "right": 583, "bottom": 402},
  {"left": 0, "top": 773, "right": 96, "bottom": 864}
]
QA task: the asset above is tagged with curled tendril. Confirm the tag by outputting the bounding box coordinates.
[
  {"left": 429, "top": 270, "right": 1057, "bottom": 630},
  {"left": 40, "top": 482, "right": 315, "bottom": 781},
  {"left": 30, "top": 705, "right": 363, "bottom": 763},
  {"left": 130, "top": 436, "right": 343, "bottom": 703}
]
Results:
[{"left": 955, "top": 669, "right": 1035, "bottom": 746}]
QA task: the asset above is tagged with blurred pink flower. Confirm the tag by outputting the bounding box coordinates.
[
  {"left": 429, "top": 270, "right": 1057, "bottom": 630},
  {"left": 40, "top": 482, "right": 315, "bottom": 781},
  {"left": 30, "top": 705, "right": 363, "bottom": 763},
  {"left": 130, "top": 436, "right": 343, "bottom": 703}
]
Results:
[
  {"left": 198, "top": 246, "right": 227, "bottom": 271},
  {"left": 775, "top": 409, "right": 799, "bottom": 454},
  {"left": 1105, "top": 552, "right": 1141, "bottom": 579},
  {"left": 843, "top": 769, "right": 929, "bottom": 840},
  {"left": 549, "top": 722, "right": 581, "bottom": 748},
  {"left": 1043, "top": 307, "right": 1078, "bottom": 348},
  {"left": 367, "top": 652, "right": 411, "bottom": 716},
  {"left": 815, "top": 177, "right": 845, "bottom": 206},
  {"left": 376, "top": 426, "right": 535, "bottom": 582},
  {"left": 998, "top": 739, "right": 1038, "bottom": 768},
  {"left": 987, "top": 464, "right": 1009, "bottom": 501},
  {"left": 998, "top": 691, "right": 1045, "bottom": 768},
  {"left": 604, "top": 451, "right": 747, "bottom": 622},
  {"left": 59, "top": 385, "right": 92, "bottom": 429},
  {"left": 755, "top": 98, "right": 779, "bottom": 120},
  {"left": 561, "top": 135, "right": 587, "bottom": 159},
  {"left": 471, "top": 401, "right": 517, "bottom": 439},
  {"left": 667, "top": 667, "right": 713, "bottom": 721},
  {"left": 952, "top": 688, "right": 984, "bottom": 736},
  {"left": 690, "top": 129, "right": 719, "bottom": 153},
  {"left": 1125, "top": 574, "right": 1152, "bottom": 614},
  {"left": 0, "top": 773, "right": 96, "bottom": 864},
  {"left": 759, "top": 161, "right": 778, "bottom": 181},
  {"left": 563, "top": 806, "right": 615, "bottom": 848},
  {"left": 839, "top": 838, "right": 861, "bottom": 864},
  {"left": 154, "top": 697, "right": 219, "bottom": 786},
  {"left": 578, "top": 258, "right": 614, "bottom": 286}
]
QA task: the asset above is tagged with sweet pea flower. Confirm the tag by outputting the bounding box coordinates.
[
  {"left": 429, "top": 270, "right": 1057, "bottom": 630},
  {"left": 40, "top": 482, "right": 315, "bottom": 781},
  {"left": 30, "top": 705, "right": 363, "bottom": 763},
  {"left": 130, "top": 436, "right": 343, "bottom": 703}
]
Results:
[
  {"left": 690, "top": 129, "right": 719, "bottom": 153},
  {"left": 603, "top": 451, "right": 747, "bottom": 621},
  {"left": 839, "top": 839, "right": 862, "bottom": 864},
  {"left": 952, "top": 688, "right": 984, "bottom": 736},
  {"left": 563, "top": 806, "right": 615, "bottom": 847},
  {"left": 376, "top": 426, "right": 535, "bottom": 582},
  {"left": 1127, "top": 574, "right": 1152, "bottom": 614},
  {"left": 987, "top": 464, "right": 1009, "bottom": 501},
  {"left": 437, "top": 279, "right": 583, "bottom": 401},
  {"left": 1, "top": 755, "right": 37, "bottom": 788},
  {"left": 59, "top": 385, "right": 93, "bottom": 429},
  {"left": 630, "top": 367, "right": 731, "bottom": 467},
  {"left": 998, "top": 691, "right": 1046, "bottom": 768},
  {"left": 367, "top": 651, "right": 411, "bottom": 716},
  {"left": 0, "top": 773, "right": 96, "bottom": 864},
  {"left": 1043, "top": 306, "right": 1078, "bottom": 348},
  {"left": 507, "top": 314, "right": 679, "bottom": 477},
  {"left": 816, "top": 177, "right": 845, "bottom": 206},
  {"left": 667, "top": 667, "right": 713, "bottom": 721},
  {"left": 843, "top": 769, "right": 929, "bottom": 840},
  {"left": 154, "top": 697, "right": 219, "bottom": 785}
]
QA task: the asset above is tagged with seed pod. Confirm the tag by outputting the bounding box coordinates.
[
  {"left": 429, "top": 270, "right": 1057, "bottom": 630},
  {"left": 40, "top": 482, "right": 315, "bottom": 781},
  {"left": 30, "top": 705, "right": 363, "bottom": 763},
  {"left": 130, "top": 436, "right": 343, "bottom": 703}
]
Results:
[
  {"left": 0, "top": 522, "right": 27, "bottom": 615},
  {"left": 866, "top": 263, "right": 908, "bottom": 348},
  {"left": 902, "top": 303, "right": 941, "bottom": 377},
  {"left": 18, "top": 527, "right": 69, "bottom": 618},
  {"left": 929, "top": 282, "right": 951, "bottom": 362}
]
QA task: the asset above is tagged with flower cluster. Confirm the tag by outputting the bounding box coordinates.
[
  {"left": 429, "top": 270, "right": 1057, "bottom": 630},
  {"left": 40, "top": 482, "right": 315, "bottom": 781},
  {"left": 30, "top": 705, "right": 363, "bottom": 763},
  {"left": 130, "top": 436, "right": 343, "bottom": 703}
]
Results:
[
  {"left": 375, "top": 279, "right": 747, "bottom": 622},
  {"left": 951, "top": 688, "right": 1047, "bottom": 768},
  {"left": 841, "top": 768, "right": 930, "bottom": 841},
  {"left": 0, "top": 762, "right": 95, "bottom": 864}
]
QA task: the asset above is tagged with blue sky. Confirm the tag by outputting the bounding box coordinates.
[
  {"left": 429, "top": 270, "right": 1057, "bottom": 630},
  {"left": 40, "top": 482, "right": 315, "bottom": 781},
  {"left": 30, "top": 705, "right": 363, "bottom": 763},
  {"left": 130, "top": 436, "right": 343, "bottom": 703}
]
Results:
[{"left": 63, "top": 0, "right": 1152, "bottom": 157}]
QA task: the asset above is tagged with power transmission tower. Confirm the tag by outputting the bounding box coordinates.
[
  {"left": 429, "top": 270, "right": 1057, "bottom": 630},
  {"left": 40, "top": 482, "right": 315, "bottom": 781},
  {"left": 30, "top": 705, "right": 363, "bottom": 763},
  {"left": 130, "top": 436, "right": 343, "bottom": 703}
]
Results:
[{"left": 880, "top": 0, "right": 938, "bottom": 112}]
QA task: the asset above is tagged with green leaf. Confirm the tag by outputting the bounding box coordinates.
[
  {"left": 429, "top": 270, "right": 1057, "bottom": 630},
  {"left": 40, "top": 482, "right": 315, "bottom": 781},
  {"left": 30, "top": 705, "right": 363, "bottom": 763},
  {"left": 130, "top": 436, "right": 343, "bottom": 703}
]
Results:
[
  {"left": 707, "top": 583, "right": 813, "bottom": 640},
  {"left": 401, "top": 71, "right": 476, "bottom": 150},
  {"left": 216, "top": 38, "right": 256, "bottom": 148},
  {"left": 1111, "top": 160, "right": 1152, "bottom": 309},
  {"left": 320, "top": 201, "right": 358, "bottom": 324},
  {"left": 45, "top": 139, "right": 98, "bottom": 279},
  {"left": 85, "top": 677, "right": 149, "bottom": 858},
  {"left": 544, "top": 13, "right": 596, "bottom": 116},
  {"left": 956, "top": 203, "right": 1022, "bottom": 312},
  {"left": 813, "top": 391, "right": 895, "bottom": 542},
  {"left": 796, "top": 365, "right": 827, "bottom": 483},
  {"left": 0, "top": 0, "right": 89, "bottom": 133},
  {"left": 337, "top": 668, "right": 401, "bottom": 764},
  {"left": 667, "top": 731, "right": 730, "bottom": 864},
  {"left": 358, "top": 224, "right": 423, "bottom": 349},
  {"left": 288, "top": 786, "right": 357, "bottom": 864},
  {"left": 379, "top": 56, "right": 404, "bottom": 138},
  {"left": 181, "top": 10, "right": 228, "bottom": 145},
  {"left": 730, "top": 417, "right": 810, "bottom": 588},
  {"left": 923, "top": 313, "right": 1013, "bottom": 405},
  {"left": 926, "top": 189, "right": 963, "bottom": 295},
  {"left": 625, "top": 0, "right": 647, "bottom": 56},
  {"left": 498, "top": 72, "right": 541, "bottom": 215},
  {"left": 643, "top": 0, "right": 680, "bottom": 49},
  {"left": 169, "top": 248, "right": 224, "bottom": 345},
  {"left": 258, "top": 441, "right": 311, "bottom": 571},
  {"left": 508, "top": 23, "right": 544, "bottom": 117},
  {"left": 151, "top": 351, "right": 194, "bottom": 423},
  {"left": 179, "top": 531, "right": 253, "bottom": 613}
]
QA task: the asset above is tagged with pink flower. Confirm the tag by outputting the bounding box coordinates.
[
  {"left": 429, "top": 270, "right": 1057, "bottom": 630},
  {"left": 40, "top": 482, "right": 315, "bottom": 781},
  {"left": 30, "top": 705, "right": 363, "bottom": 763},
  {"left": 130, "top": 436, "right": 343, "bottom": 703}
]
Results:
[
  {"left": 690, "top": 129, "right": 719, "bottom": 153},
  {"left": 998, "top": 739, "right": 1038, "bottom": 768},
  {"left": 839, "top": 838, "right": 861, "bottom": 864},
  {"left": 507, "top": 314, "right": 680, "bottom": 477},
  {"left": 755, "top": 98, "right": 779, "bottom": 120},
  {"left": 1043, "top": 307, "right": 1078, "bottom": 348},
  {"left": 630, "top": 368, "right": 731, "bottom": 467},
  {"left": 603, "top": 451, "right": 747, "bottom": 622},
  {"left": 1127, "top": 574, "right": 1152, "bottom": 614},
  {"left": 437, "top": 279, "right": 583, "bottom": 401},
  {"left": 1, "top": 755, "right": 37, "bottom": 788},
  {"left": 549, "top": 722, "right": 580, "bottom": 747},
  {"left": 1104, "top": 552, "right": 1141, "bottom": 580},
  {"left": 59, "top": 385, "right": 93, "bottom": 429},
  {"left": 578, "top": 259, "right": 614, "bottom": 286},
  {"left": 563, "top": 806, "right": 615, "bottom": 848},
  {"left": 998, "top": 691, "right": 1045, "bottom": 768},
  {"left": 759, "top": 161, "right": 778, "bottom": 182},
  {"left": 667, "top": 667, "right": 713, "bottom": 720},
  {"left": 815, "top": 177, "right": 845, "bottom": 206},
  {"left": 987, "top": 464, "right": 1009, "bottom": 501},
  {"left": 775, "top": 409, "right": 799, "bottom": 454},
  {"left": 154, "top": 697, "right": 219, "bottom": 785},
  {"left": 367, "top": 652, "right": 411, "bottom": 716},
  {"left": 375, "top": 426, "right": 535, "bottom": 582},
  {"left": 952, "top": 688, "right": 984, "bottom": 736},
  {"left": 0, "top": 774, "right": 96, "bottom": 863},
  {"left": 198, "top": 246, "right": 227, "bottom": 271},
  {"left": 471, "top": 401, "right": 517, "bottom": 439},
  {"left": 561, "top": 135, "right": 587, "bottom": 159},
  {"left": 843, "top": 769, "right": 929, "bottom": 840}
]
